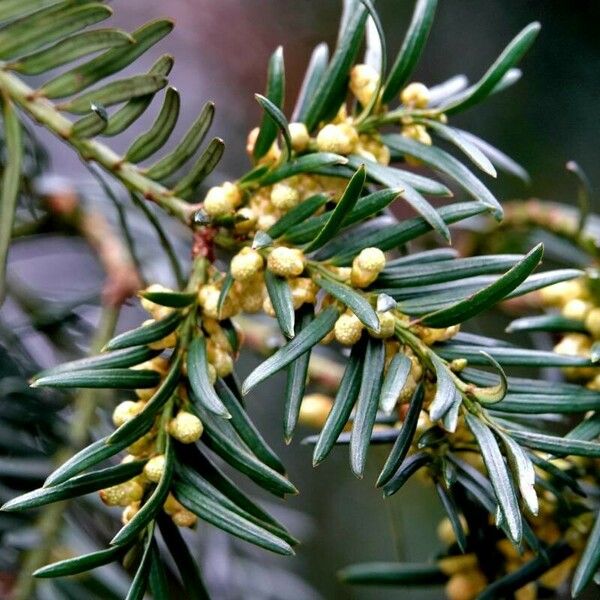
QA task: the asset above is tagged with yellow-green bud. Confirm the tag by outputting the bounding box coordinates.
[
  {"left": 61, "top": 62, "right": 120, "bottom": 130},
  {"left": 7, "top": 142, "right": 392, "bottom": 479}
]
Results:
[
  {"left": 100, "top": 480, "right": 144, "bottom": 507},
  {"left": 207, "top": 362, "right": 217, "bottom": 385},
  {"left": 262, "top": 295, "right": 276, "bottom": 317},
  {"left": 356, "top": 247, "right": 386, "bottom": 272},
  {"left": 231, "top": 247, "right": 264, "bottom": 281},
  {"left": 400, "top": 82, "right": 430, "bottom": 108},
  {"left": 330, "top": 266, "right": 352, "bottom": 283},
  {"left": 554, "top": 333, "right": 590, "bottom": 357},
  {"left": 290, "top": 277, "right": 318, "bottom": 308},
  {"left": 316, "top": 123, "right": 358, "bottom": 155},
  {"left": 168, "top": 411, "right": 203, "bottom": 444},
  {"left": 172, "top": 508, "right": 197, "bottom": 528},
  {"left": 418, "top": 324, "right": 460, "bottom": 346},
  {"left": 438, "top": 554, "right": 479, "bottom": 576},
  {"left": 127, "top": 431, "right": 156, "bottom": 457},
  {"left": 377, "top": 143, "right": 391, "bottom": 166},
  {"left": 437, "top": 515, "right": 469, "bottom": 546},
  {"left": 584, "top": 307, "right": 600, "bottom": 338},
  {"left": 203, "top": 186, "right": 233, "bottom": 216},
  {"left": 240, "top": 286, "right": 264, "bottom": 313},
  {"left": 257, "top": 213, "right": 278, "bottom": 231},
  {"left": 350, "top": 64, "right": 379, "bottom": 107},
  {"left": 539, "top": 279, "right": 585, "bottom": 307},
  {"left": 121, "top": 502, "right": 140, "bottom": 524},
  {"left": 402, "top": 123, "right": 432, "bottom": 146},
  {"left": 270, "top": 182, "right": 300, "bottom": 211},
  {"left": 299, "top": 393, "right": 333, "bottom": 429},
  {"left": 444, "top": 570, "right": 487, "bottom": 600},
  {"left": 143, "top": 454, "right": 165, "bottom": 483},
  {"left": 112, "top": 400, "right": 144, "bottom": 428},
  {"left": 207, "top": 344, "right": 234, "bottom": 377},
  {"left": 450, "top": 358, "right": 468, "bottom": 372},
  {"left": 588, "top": 373, "right": 600, "bottom": 391},
  {"left": 134, "top": 387, "right": 156, "bottom": 402},
  {"left": 163, "top": 493, "right": 184, "bottom": 516},
  {"left": 132, "top": 356, "right": 169, "bottom": 375},
  {"left": 198, "top": 284, "right": 237, "bottom": 319},
  {"left": 247, "top": 127, "right": 281, "bottom": 165},
  {"left": 234, "top": 207, "right": 257, "bottom": 233},
  {"left": 371, "top": 311, "right": 395, "bottom": 338},
  {"left": 222, "top": 181, "right": 241, "bottom": 206},
  {"left": 562, "top": 298, "right": 592, "bottom": 321},
  {"left": 267, "top": 247, "right": 305, "bottom": 277},
  {"left": 203, "top": 182, "right": 240, "bottom": 216},
  {"left": 198, "top": 284, "right": 219, "bottom": 316},
  {"left": 334, "top": 312, "right": 364, "bottom": 346},
  {"left": 288, "top": 122, "right": 310, "bottom": 152},
  {"left": 246, "top": 126, "right": 259, "bottom": 156},
  {"left": 351, "top": 247, "right": 385, "bottom": 287}
]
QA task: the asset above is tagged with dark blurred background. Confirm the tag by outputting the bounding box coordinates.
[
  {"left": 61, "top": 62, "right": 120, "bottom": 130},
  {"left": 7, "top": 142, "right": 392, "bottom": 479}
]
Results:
[{"left": 6, "top": 1, "right": 599, "bottom": 598}]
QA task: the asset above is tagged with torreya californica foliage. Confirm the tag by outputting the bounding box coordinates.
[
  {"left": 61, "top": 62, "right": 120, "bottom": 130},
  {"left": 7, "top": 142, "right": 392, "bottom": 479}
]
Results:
[{"left": 0, "top": 1, "right": 599, "bottom": 599}]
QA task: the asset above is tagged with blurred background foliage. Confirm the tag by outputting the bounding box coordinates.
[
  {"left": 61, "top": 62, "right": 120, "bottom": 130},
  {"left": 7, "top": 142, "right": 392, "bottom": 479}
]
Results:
[{"left": 1, "top": 1, "right": 598, "bottom": 599}]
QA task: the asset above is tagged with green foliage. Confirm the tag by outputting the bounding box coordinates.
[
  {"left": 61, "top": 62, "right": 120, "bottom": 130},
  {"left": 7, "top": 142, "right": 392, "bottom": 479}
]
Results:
[
  {"left": 242, "top": 306, "right": 340, "bottom": 394},
  {"left": 253, "top": 47, "right": 285, "bottom": 160},
  {"left": 302, "top": 0, "right": 368, "bottom": 130}
]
